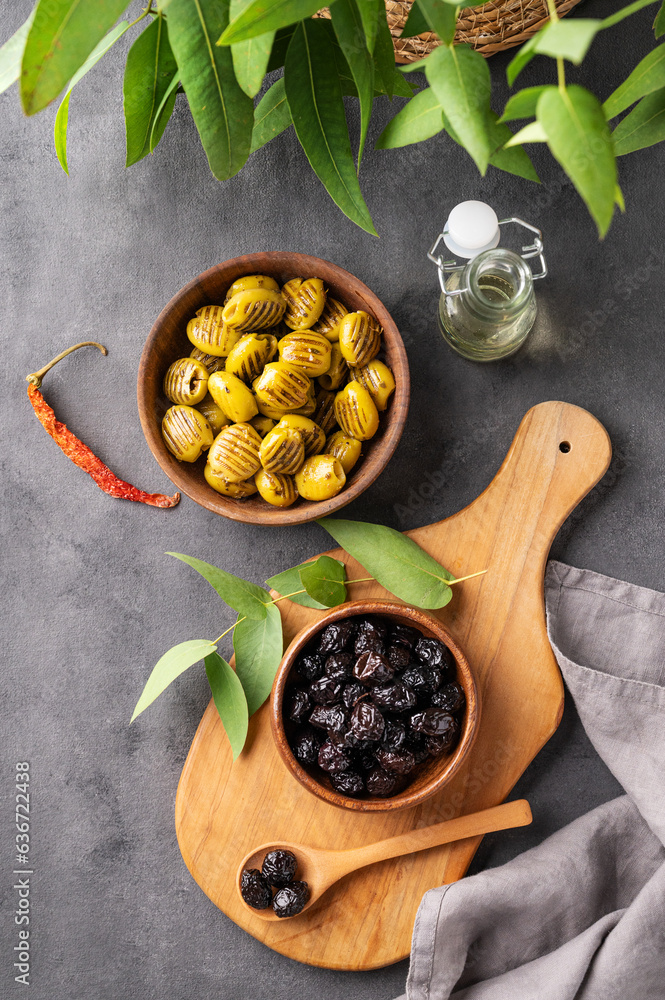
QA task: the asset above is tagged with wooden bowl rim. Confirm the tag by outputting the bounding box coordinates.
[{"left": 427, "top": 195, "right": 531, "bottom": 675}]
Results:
[
  {"left": 137, "top": 252, "right": 410, "bottom": 526},
  {"left": 270, "top": 599, "right": 480, "bottom": 812}
]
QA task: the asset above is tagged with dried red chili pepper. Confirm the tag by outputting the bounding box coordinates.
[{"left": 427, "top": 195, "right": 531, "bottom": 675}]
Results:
[{"left": 26, "top": 342, "right": 180, "bottom": 508}]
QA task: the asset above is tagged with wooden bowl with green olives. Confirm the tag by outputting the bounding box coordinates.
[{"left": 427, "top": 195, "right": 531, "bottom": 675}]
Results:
[
  {"left": 137, "top": 252, "right": 409, "bottom": 525},
  {"left": 270, "top": 600, "right": 479, "bottom": 812}
]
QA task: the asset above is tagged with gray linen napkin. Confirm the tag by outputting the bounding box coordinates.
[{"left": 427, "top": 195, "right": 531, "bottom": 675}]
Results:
[{"left": 395, "top": 560, "right": 665, "bottom": 1000}]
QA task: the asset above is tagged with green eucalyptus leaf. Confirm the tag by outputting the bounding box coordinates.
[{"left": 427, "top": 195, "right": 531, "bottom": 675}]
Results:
[
  {"left": 330, "top": 0, "right": 374, "bottom": 166},
  {"left": 131, "top": 639, "right": 217, "bottom": 722},
  {"left": 534, "top": 20, "right": 600, "bottom": 65},
  {"left": 357, "top": 0, "right": 380, "bottom": 51},
  {"left": 613, "top": 86, "right": 665, "bottom": 153},
  {"left": 485, "top": 111, "right": 539, "bottom": 182},
  {"left": 299, "top": 556, "right": 347, "bottom": 608},
  {"left": 250, "top": 75, "right": 292, "bottom": 152},
  {"left": 389, "top": 69, "right": 418, "bottom": 98},
  {"left": 401, "top": 3, "right": 430, "bottom": 37},
  {"left": 230, "top": 0, "right": 275, "bottom": 97},
  {"left": 425, "top": 43, "right": 491, "bottom": 173},
  {"left": 506, "top": 33, "right": 539, "bottom": 87},
  {"left": 266, "top": 562, "right": 328, "bottom": 609},
  {"left": 266, "top": 25, "right": 296, "bottom": 71},
  {"left": 603, "top": 43, "right": 665, "bottom": 119},
  {"left": 0, "top": 11, "right": 35, "bottom": 96},
  {"left": 204, "top": 651, "right": 249, "bottom": 760},
  {"left": 167, "top": 552, "right": 269, "bottom": 620},
  {"left": 537, "top": 85, "right": 616, "bottom": 237},
  {"left": 149, "top": 69, "right": 180, "bottom": 152},
  {"left": 500, "top": 86, "right": 551, "bottom": 122},
  {"left": 373, "top": 0, "right": 396, "bottom": 97},
  {"left": 317, "top": 518, "right": 454, "bottom": 609},
  {"left": 123, "top": 15, "right": 178, "bottom": 168},
  {"left": 656, "top": 1, "right": 665, "bottom": 37},
  {"left": 167, "top": 0, "right": 253, "bottom": 181},
  {"left": 219, "top": 0, "right": 336, "bottom": 45},
  {"left": 233, "top": 604, "right": 282, "bottom": 715},
  {"left": 375, "top": 86, "right": 442, "bottom": 148},
  {"left": 602, "top": 0, "right": 657, "bottom": 28},
  {"left": 504, "top": 119, "right": 547, "bottom": 146},
  {"left": 284, "top": 20, "right": 377, "bottom": 235},
  {"left": 414, "top": 0, "right": 457, "bottom": 45},
  {"left": 21, "top": 0, "right": 129, "bottom": 115},
  {"left": 54, "top": 20, "right": 129, "bottom": 174}
]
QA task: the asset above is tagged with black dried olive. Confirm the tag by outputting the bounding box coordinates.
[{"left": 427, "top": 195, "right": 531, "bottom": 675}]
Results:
[
  {"left": 262, "top": 849, "right": 298, "bottom": 887},
  {"left": 319, "top": 620, "right": 356, "bottom": 655},
  {"left": 387, "top": 644, "right": 410, "bottom": 670},
  {"left": 414, "top": 637, "right": 454, "bottom": 672},
  {"left": 354, "top": 617, "right": 387, "bottom": 656},
  {"left": 426, "top": 724, "right": 460, "bottom": 755},
  {"left": 318, "top": 739, "right": 351, "bottom": 774},
  {"left": 287, "top": 686, "right": 311, "bottom": 723},
  {"left": 309, "top": 704, "right": 347, "bottom": 732},
  {"left": 431, "top": 682, "right": 466, "bottom": 713},
  {"left": 330, "top": 770, "right": 365, "bottom": 796},
  {"left": 353, "top": 748, "right": 379, "bottom": 772},
  {"left": 381, "top": 719, "right": 407, "bottom": 750},
  {"left": 401, "top": 664, "right": 443, "bottom": 696},
  {"left": 342, "top": 681, "right": 367, "bottom": 710},
  {"left": 410, "top": 707, "right": 458, "bottom": 737},
  {"left": 354, "top": 650, "right": 394, "bottom": 687},
  {"left": 324, "top": 652, "right": 354, "bottom": 678},
  {"left": 375, "top": 747, "right": 417, "bottom": 775},
  {"left": 309, "top": 675, "right": 343, "bottom": 705},
  {"left": 290, "top": 726, "right": 323, "bottom": 765},
  {"left": 273, "top": 881, "right": 310, "bottom": 918},
  {"left": 371, "top": 682, "right": 417, "bottom": 712},
  {"left": 390, "top": 623, "right": 420, "bottom": 649},
  {"left": 349, "top": 701, "right": 385, "bottom": 741},
  {"left": 240, "top": 868, "right": 273, "bottom": 909},
  {"left": 366, "top": 766, "right": 400, "bottom": 797},
  {"left": 298, "top": 653, "right": 324, "bottom": 682}
]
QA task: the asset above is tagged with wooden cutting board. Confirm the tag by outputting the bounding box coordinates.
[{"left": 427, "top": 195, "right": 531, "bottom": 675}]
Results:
[{"left": 175, "top": 401, "right": 611, "bottom": 971}]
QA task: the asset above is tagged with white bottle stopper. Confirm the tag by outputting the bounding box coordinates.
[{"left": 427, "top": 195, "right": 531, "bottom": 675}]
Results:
[{"left": 443, "top": 200, "right": 500, "bottom": 259}]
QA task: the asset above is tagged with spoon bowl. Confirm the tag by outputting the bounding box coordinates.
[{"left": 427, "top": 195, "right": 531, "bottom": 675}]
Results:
[{"left": 237, "top": 798, "right": 532, "bottom": 920}]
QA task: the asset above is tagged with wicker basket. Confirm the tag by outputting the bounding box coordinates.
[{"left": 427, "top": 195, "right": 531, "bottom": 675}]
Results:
[{"left": 318, "top": 1, "right": 585, "bottom": 62}]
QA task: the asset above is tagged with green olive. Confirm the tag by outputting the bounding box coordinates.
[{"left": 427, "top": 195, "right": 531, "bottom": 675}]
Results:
[
  {"left": 208, "top": 371, "right": 258, "bottom": 423},
  {"left": 253, "top": 362, "right": 310, "bottom": 411},
  {"left": 259, "top": 426, "right": 305, "bottom": 475},
  {"left": 207, "top": 423, "right": 262, "bottom": 483},
  {"left": 278, "top": 330, "right": 332, "bottom": 377},
  {"left": 291, "top": 381, "right": 317, "bottom": 417},
  {"left": 186, "top": 305, "right": 242, "bottom": 357},
  {"left": 317, "top": 342, "right": 349, "bottom": 391},
  {"left": 282, "top": 277, "right": 327, "bottom": 329},
  {"left": 222, "top": 288, "right": 286, "bottom": 331},
  {"left": 313, "top": 387, "right": 338, "bottom": 435},
  {"left": 249, "top": 414, "right": 275, "bottom": 438},
  {"left": 277, "top": 415, "right": 325, "bottom": 457},
  {"left": 189, "top": 347, "right": 226, "bottom": 373},
  {"left": 225, "top": 333, "right": 278, "bottom": 382},
  {"left": 254, "top": 469, "right": 298, "bottom": 507},
  {"left": 162, "top": 405, "right": 214, "bottom": 463},
  {"left": 311, "top": 297, "right": 348, "bottom": 342},
  {"left": 163, "top": 357, "right": 209, "bottom": 405},
  {"left": 204, "top": 464, "right": 258, "bottom": 498},
  {"left": 334, "top": 382, "right": 379, "bottom": 441},
  {"left": 350, "top": 359, "right": 395, "bottom": 411},
  {"left": 254, "top": 397, "right": 295, "bottom": 420},
  {"left": 295, "top": 455, "right": 346, "bottom": 501},
  {"left": 324, "top": 431, "right": 362, "bottom": 474},
  {"left": 197, "top": 393, "right": 230, "bottom": 435},
  {"left": 224, "top": 274, "right": 280, "bottom": 303},
  {"left": 338, "top": 311, "right": 382, "bottom": 368}
]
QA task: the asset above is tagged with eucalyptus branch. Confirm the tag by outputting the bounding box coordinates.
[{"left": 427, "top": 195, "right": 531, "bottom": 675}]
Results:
[{"left": 128, "top": 2, "right": 155, "bottom": 30}]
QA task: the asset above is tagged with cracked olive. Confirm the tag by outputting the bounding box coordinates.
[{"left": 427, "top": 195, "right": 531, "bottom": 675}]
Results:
[
  {"left": 255, "top": 469, "right": 298, "bottom": 507},
  {"left": 282, "top": 277, "right": 326, "bottom": 329},
  {"left": 207, "top": 422, "right": 262, "bottom": 483},
  {"left": 189, "top": 348, "right": 226, "bottom": 374},
  {"left": 186, "top": 305, "right": 241, "bottom": 357},
  {"left": 222, "top": 288, "right": 286, "bottom": 331},
  {"left": 249, "top": 414, "right": 275, "bottom": 438},
  {"left": 162, "top": 405, "right": 214, "bottom": 462},
  {"left": 278, "top": 331, "right": 332, "bottom": 377},
  {"left": 208, "top": 371, "right": 258, "bottom": 423},
  {"left": 276, "top": 415, "right": 325, "bottom": 457},
  {"left": 259, "top": 426, "right": 305, "bottom": 475},
  {"left": 317, "top": 342, "right": 349, "bottom": 391},
  {"left": 225, "top": 333, "right": 278, "bottom": 382},
  {"left": 295, "top": 454, "right": 346, "bottom": 501},
  {"left": 334, "top": 382, "right": 379, "bottom": 441},
  {"left": 253, "top": 362, "right": 311, "bottom": 411},
  {"left": 311, "top": 297, "right": 348, "bottom": 342},
  {"left": 224, "top": 274, "right": 280, "bottom": 302},
  {"left": 204, "top": 464, "right": 258, "bottom": 498},
  {"left": 338, "top": 311, "right": 382, "bottom": 368},
  {"left": 324, "top": 431, "right": 362, "bottom": 474},
  {"left": 350, "top": 359, "right": 395, "bottom": 411},
  {"left": 197, "top": 393, "right": 230, "bottom": 435},
  {"left": 163, "top": 357, "right": 209, "bottom": 405}
]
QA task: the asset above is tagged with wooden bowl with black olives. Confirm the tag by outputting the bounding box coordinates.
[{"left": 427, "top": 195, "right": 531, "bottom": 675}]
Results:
[
  {"left": 271, "top": 600, "right": 479, "bottom": 812},
  {"left": 137, "top": 252, "right": 409, "bottom": 525}
]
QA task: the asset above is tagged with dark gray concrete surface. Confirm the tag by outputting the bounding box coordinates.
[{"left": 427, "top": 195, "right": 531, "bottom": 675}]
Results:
[{"left": 1, "top": 1, "right": 662, "bottom": 996}]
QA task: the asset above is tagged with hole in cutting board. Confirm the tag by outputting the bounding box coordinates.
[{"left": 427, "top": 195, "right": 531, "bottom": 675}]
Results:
[{"left": 559, "top": 441, "right": 571, "bottom": 453}]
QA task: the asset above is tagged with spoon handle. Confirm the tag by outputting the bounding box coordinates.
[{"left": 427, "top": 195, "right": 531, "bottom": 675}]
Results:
[{"left": 338, "top": 799, "right": 532, "bottom": 875}]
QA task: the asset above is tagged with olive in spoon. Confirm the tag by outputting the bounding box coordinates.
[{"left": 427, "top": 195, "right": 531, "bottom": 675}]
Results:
[{"left": 237, "top": 798, "right": 532, "bottom": 920}]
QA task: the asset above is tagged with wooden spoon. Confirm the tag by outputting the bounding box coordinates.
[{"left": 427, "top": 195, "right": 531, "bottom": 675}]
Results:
[{"left": 237, "top": 798, "right": 532, "bottom": 920}]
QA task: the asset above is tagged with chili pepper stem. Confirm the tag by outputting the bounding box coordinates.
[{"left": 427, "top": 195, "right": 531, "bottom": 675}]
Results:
[{"left": 26, "top": 341, "right": 107, "bottom": 388}]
